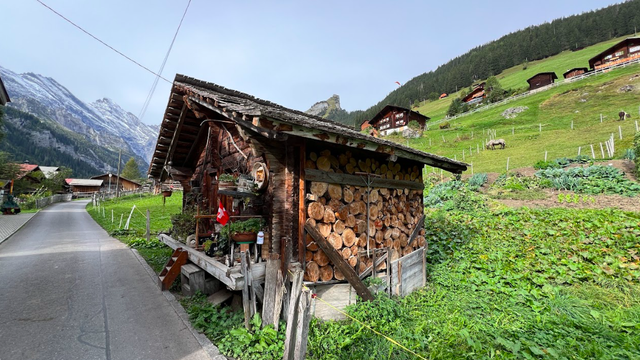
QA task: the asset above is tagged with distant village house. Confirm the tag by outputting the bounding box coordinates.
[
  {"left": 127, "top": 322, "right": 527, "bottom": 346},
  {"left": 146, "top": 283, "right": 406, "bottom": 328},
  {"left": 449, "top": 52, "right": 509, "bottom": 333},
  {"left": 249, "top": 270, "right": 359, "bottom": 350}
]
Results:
[
  {"left": 366, "top": 105, "right": 430, "bottom": 136},
  {"left": 562, "top": 67, "right": 589, "bottom": 79},
  {"left": 461, "top": 82, "right": 486, "bottom": 104},
  {"left": 589, "top": 37, "right": 640, "bottom": 70},
  {"left": 527, "top": 72, "right": 558, "bottom": 91},
  {"left": 91, "top": 174, "right": 141, "bottom": 192},
  {"left": 65, "top": 179, "right": 103, "bottom": 194}
]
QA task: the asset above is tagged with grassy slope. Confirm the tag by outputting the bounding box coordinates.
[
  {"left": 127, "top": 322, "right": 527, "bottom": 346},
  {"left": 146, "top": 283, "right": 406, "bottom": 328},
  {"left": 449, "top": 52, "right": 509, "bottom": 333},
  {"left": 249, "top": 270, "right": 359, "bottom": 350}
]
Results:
[
  {"left": 413, "top": 36, "right": 629, "bottom": 122},
  {"left": 393, "top": 63, "right": 640, "bottom": 173}
]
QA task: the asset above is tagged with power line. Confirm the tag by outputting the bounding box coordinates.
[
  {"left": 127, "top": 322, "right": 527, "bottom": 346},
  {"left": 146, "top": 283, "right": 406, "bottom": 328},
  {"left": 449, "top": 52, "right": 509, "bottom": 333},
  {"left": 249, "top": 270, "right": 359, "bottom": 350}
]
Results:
[
  {"left": 36, "top": 0, "right": 171, "bottom": 84},
  {"left": 139, "top": 0, "right": 191, "bottom": 121}
]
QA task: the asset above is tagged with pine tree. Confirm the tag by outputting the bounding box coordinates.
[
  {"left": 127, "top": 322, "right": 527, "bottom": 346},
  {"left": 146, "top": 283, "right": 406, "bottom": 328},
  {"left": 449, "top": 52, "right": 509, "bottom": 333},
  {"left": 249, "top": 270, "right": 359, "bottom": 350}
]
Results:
[{"left": 121, "top": 157, "right": 141, "bottom": 180}]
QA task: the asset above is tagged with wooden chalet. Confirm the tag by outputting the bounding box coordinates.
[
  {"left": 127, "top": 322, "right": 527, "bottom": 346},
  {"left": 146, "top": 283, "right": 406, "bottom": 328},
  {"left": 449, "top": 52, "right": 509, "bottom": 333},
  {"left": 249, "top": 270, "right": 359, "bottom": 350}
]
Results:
[
  {"left": 366, "top": 105, "right": 430, "bottom": 136},
  {"left": 0, "top": 75, "right": 10, "bottom": 106},
  {"left": 461, "top": 82, "right": 485, "bottom": 104},
  {"left": 588, "top": 37, "right": 640, "bottom": 71},
  {"left": 65, "top": 179, "right": 103, "bottom": 194},
  {"left": 91, "top": 174, "right": 141, "bottom": 192},
  {"left": 148, "top": 75, "right": 467, "bottom": 319},
  {"left": 527, "top": 72, "right": 558, "bottom": 91},
  {"left": 562, "top": 67, "right": 589, "bottom": 79}
]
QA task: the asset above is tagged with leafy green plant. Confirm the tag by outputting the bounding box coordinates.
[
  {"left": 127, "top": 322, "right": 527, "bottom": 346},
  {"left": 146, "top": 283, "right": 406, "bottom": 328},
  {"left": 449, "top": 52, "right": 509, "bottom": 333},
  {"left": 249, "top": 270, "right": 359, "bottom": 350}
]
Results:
[
  {"left": 128, "top": 237, "right": 166, "bottom": 249},
  {"left": 623, "top": 148, "right": 636, "bottom": 161},
  {"left": 407, "top": 120, "right": 421, "bottom": 130},
  {"left": 536, "top": 165, "right": 640, "bottom": 196},
  {"left": 218, "top": 173, "right": 236, "bottom": 183},
  {"left": 203, "top": 240, "right": 214, "bottom": 252},
  {"left": 534, "top": 160, "right": 561, "bottom": 170},
  {"left": 170, "top": 206, "right": 197, "bottom": 241},
  {"left": 467, "top": 173, "right": 488, "bottom": 190}
]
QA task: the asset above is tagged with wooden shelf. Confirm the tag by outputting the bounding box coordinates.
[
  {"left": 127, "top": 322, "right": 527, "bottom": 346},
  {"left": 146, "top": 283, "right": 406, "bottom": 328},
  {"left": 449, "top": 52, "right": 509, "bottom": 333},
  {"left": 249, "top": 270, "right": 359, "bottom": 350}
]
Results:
[{"left": 218, "top": 189, "right": 258, "bottom": 198}]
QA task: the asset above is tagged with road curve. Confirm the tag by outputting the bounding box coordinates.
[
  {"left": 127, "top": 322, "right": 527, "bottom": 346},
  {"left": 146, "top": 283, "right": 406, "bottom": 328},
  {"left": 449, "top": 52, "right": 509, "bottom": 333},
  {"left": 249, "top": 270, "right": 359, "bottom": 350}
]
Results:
[{"left": 0, "top": 200, "right": 212, "bottom": 360}]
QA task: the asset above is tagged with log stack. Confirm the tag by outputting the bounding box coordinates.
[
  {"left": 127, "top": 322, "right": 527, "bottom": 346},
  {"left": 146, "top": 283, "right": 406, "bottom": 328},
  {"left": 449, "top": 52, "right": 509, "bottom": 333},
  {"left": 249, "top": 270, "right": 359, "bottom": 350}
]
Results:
[{"left": 303, "top": 150, "right": 426, "bottom": 282}]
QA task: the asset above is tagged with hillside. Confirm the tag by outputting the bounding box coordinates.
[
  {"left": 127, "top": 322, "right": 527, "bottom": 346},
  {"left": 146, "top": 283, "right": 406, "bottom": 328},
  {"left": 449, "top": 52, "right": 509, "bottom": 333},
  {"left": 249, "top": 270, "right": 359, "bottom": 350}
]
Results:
[
  {"left": 387, "top": 63, "right": 640, "bottom": 173},
  {"left": 327, "top": 1, "right": 640, "bottom": 128},
  {"left": 0, "top": 106, "right": 144, "bottom": 178}
]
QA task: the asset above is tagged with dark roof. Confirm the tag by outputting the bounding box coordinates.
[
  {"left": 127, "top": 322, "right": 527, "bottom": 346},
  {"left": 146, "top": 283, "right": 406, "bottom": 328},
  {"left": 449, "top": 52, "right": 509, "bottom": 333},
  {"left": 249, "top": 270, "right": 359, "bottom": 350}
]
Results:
[
  {"left": 148, "top": 75, "right": 466, "bottom": 178},
  {"left": 526, "top": 72, "right": 558, "bottom": 83},
  {"left": 588, "top": 36, "right": 640, "bottom": 65},
  {"left": 368, "top": 104, "right": 430, "bottom": 126},
  {"left": 0, "top": 76, "right": 10, "bottom": 105},
  {"left": 91, "top": 174, "right": 141, "bottom": 186},
  {"left": 562, "top": 67, "right": 589, "bottom": 77}
]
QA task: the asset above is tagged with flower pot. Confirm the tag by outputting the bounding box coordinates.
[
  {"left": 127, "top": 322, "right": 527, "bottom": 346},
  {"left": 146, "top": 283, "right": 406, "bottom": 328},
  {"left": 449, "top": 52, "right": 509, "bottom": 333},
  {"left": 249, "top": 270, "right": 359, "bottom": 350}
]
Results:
[
  {"left": 218, "top": 181, "right": 236, "bottom": 191},
  {"left": 231, "top": 232, "right": 257, "bottom": 243}
]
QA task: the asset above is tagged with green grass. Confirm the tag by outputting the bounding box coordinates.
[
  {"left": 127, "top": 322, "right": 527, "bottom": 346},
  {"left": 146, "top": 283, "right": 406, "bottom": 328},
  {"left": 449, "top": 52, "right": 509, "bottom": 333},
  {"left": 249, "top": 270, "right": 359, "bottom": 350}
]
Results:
[
  {"left": 396, "top": 64, "right": 640, "bottom": 173},
  {"left": 414, "top": 36, "right": 630, "bottom": 123},
  {"left": 307, "top": 208, "right": 640, "bottom": 360},
  {"left": 87, "top": 192, "right": 183, "bottom": 273}
]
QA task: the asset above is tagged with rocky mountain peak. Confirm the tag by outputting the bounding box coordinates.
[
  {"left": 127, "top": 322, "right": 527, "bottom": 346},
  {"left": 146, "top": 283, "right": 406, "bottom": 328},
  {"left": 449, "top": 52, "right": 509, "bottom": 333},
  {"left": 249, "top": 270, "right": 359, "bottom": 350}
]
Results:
[{"left": 305, "top": 94, "right": 342, "bottom": 117}]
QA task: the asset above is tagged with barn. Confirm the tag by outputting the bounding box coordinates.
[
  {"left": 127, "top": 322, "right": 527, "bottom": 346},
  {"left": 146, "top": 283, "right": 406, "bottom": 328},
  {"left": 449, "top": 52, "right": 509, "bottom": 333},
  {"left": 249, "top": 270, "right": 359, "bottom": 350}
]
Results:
[
  {"left": 65, "top": 179, "right": 103, "bottom": 194},
  {"left": 91, "top": 174, "right": 141, "bottom": 192},
  {"left": 461, "top": 82, "right": 486, "bottom": 104},
  {"left": 588, "top": 37, "right": 640, "bottom": 70},
  {"left": 562, "top": 67, "right": 589, "bottom": 79},
  {"left": 148, "top": 75, "right": 466, "bottom": 320},
  {"left": 366, "top": 105, "right": 430, "bottom": 136},
  {"left": 527, "top": 72, "right": 558, "bottom": 91}
]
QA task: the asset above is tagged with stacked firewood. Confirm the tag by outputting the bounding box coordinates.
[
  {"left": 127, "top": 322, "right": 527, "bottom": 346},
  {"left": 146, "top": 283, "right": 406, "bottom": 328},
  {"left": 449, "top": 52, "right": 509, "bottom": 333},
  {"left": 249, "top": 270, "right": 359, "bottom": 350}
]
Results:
[
  {"left": 303, "top": 151, "right": 426, "bottom": 282},
  {"left": 305, "top": 150, "right": 423, "bottom": 183}
]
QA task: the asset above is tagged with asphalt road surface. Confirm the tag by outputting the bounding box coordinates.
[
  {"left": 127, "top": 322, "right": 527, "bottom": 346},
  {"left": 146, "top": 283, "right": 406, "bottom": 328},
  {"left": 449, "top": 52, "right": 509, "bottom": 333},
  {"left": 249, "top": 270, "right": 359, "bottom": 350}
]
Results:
[{"left": 0, "top": 201, "right": 213, "bottom": 360}]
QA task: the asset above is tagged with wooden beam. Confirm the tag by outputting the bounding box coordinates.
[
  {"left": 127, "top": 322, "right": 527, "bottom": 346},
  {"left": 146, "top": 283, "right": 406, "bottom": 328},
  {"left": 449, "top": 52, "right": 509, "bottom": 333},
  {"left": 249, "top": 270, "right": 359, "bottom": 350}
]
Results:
[
  {"left": 304, "top": 220, "right": 374, "bottom": 301},
  {"left": 407, "top": 215, "right": 425, "bottom": 246},
  {"left": 163, "top": 103, "right": 188, "bottom": 178},
  {"left": 305, "top": 168, "right": 423, "bottom": 190},
  {"left": 187, "top": 96, "right": 288, "bottom": 141}
]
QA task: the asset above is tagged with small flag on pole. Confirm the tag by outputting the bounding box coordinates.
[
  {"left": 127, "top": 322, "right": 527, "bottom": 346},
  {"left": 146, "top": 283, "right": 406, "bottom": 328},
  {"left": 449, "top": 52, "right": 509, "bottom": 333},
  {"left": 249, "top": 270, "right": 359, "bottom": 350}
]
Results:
[{"left": 216, "top": 201, "right": 229, "bottom": 225}]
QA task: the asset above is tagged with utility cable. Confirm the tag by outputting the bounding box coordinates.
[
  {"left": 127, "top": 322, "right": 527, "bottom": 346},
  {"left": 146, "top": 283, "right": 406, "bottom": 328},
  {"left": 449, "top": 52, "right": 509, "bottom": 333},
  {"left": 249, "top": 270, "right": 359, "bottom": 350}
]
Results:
[
  {"left": 36, "top": 0, "right": 171, "bottom": 84},
  {"left": 138, "top": 0, "right": 192, "bottom": 120}
]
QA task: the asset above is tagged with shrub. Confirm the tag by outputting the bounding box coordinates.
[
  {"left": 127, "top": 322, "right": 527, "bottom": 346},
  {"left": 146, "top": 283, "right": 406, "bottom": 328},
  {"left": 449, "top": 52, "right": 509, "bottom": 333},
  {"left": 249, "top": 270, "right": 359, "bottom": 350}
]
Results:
[
  {"left": 467, "top": 173, "right": 488, "bottom": 190},
  {"left": 533, "top": 160, "right": 560, "bottom": 170},
  {"left": 634, "top": 132, "right": 640, "bottom": 178},
  {"left": 170, "top": 206, "right": 197, "bottom": 241},
  {"left": 424, "top": 181, "right": 486, "bottom": 212},
  {"left": 439, "top": 122, "right": 450, "bottom": 129},
  {"left": 407, "top": 120, "right": 421, "bottom": 130}
]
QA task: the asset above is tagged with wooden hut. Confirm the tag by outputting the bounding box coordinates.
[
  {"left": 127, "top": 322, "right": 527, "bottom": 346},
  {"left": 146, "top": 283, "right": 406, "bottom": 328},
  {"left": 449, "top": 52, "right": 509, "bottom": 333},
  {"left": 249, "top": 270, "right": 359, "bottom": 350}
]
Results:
[
  {"left": 461, "top": 82, "right": 486, "bottom": 104},
  {"left": 65, "top": 179, "right": 103, "bottom": 194},
  {"left": 91, "top": 174, "right": 141, "bottom": 192},
  {"left": 588, "top": 37, "right": 640, "bottom": 70},
  {"left": 148, "top": 75, "right": 466, "bottom": 318},
  {"left": 366, "top": 105, "right": 430, "bottom": 136},
  {"left": 562, "top": 67, "right": 589, "bottom": 79},
  {"left": 527, "top": 72, "right": 558, "bottom": 91}
]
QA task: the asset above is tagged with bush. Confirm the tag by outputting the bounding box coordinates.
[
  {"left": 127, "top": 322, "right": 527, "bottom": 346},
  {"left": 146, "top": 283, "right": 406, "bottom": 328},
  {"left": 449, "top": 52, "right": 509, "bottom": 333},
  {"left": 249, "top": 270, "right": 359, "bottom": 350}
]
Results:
[
  {"left": 424, "top": 181, "right": 486, "bottom": 212},
  {"left": 439, "top": 122, "right": 450, "bottom": 129},
  {"left": 533, "top": 160, "right": 560, "bottom": 170},
  {"left": 467, "top": 173, "right": 488, "bottom": 190},
  {"left": 407, "top": 120, "right": 421, "bottom": 130},
  {"left": 170, "top": 207, "right": 197, "bottom": 241}
]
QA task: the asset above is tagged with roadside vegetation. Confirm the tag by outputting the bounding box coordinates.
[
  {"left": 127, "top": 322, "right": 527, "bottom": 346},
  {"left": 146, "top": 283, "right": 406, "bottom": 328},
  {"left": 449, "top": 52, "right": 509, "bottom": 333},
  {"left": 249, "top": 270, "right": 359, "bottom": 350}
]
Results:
[{"left": 86, "top": 192, "right": 181, "bottom": 273}]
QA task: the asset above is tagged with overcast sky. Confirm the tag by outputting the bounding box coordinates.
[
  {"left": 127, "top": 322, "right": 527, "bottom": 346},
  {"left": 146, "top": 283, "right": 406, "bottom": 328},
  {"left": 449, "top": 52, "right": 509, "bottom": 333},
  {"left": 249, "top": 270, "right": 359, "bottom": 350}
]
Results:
[{"left": 2, "top": 0, "right": 619, "bottom": 125}]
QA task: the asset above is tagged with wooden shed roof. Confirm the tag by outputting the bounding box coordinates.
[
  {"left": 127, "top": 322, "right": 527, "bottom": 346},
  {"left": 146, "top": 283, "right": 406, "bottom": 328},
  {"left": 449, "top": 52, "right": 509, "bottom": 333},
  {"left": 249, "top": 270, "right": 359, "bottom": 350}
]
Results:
[
  {"left": 91, "top": 174, "right": 141, "bottom": 186},
  {"left": 148, "top": 75, "right": 467, "bottom": 179},
  {"left": 562, "top": 67, "right": 589, "bottom": 77},
  {"left": 526, "top": 72, "right": 558, "bottom": 83}
]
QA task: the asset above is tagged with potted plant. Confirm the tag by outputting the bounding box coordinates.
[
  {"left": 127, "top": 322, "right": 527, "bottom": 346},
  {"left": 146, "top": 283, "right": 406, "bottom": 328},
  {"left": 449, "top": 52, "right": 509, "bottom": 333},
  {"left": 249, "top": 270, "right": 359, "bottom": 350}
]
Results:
[
  {"left": 227, "top": 218, "right": 264, "bottom": 243},
  {"left": 217, "top": 174, "right": 236, "bottom": 190},
  {"left": 203, "top": 239, "right": 215, "bottom": 256}
]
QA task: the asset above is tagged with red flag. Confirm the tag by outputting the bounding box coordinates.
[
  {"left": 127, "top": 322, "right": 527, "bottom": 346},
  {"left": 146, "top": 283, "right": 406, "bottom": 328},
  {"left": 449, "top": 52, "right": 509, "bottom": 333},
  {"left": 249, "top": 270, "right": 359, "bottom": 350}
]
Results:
[{"left": 216, "top": 201, "right": 229, "bottom": 226}]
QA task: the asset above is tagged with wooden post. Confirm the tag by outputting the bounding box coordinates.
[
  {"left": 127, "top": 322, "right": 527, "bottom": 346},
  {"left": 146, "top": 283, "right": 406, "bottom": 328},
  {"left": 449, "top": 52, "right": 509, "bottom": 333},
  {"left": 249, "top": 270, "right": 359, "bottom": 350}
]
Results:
[
  {"left": 600, "top": 142, "right": 605, "bottom": 158},
  {"left": 539, "top": 123, "right": 542, "bottom": 132},
  {"left": 619, "top": 126, "right": 622, "bottom": 140},
  {"left": 512, "top": 127, "right": 514, "bottom": 135},
  {"left": 146, "top": 209, "right": 151, "bottom": 242},
  {"left": 471, "top": 163, "right": 474, "bottom": 175},
  {"left": 119, "top": 213, "right": 124, "bottom": 229},
  {"left": 544, "top": 151, "right": 548, "bottom": 161},
  {"left": 506, "top": 157, "right": 510, "bottom": 172},
  {"left": 590, "top": 144, "right": 595, "bottom": 159},
  {"left": 305, "top": 221, "right": 374, "bottom": 301},
  {"left": 636, "top": 120, "right": 639, "bottom": 132},
  {"left": 442, "top": 135, "right": 445, "bottom": 143},
  {"left": 571, "top": 120, "right": 573, "bottom": 130},
  {"left": 262, "top": 255, "right": 285, "bottom": 330},
  {"left": 111, "top": 209, "right": 114, "bottom": 223},
  {"left": 241, "top": 251, "right": 252, "bottom": 329},
  {"left": 600, "top": 114, "right": 603, "bottom": 123},
  {"left": 578, "top": 146, "right": 581, "bottom": 156},
  {"left": 282, "top": 269, "right": 304, "bottom": 360},
  {"left": 292, "top": 289, "right": 312, "bottom": 360}
]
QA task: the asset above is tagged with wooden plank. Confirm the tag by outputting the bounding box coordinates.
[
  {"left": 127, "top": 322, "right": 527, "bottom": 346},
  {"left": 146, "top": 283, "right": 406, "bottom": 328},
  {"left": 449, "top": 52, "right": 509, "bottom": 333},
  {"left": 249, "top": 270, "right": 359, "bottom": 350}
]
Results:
[
  {"left": 206, "top": 289, "right": 233, "bottom": 306},
  {"left": 163, "top": 103, "right": 188, "bottom": 179},
  {"left": 305, "top": 221, "right": 374, "bottom": 301},
  {"left": 298, "top": 144, "right": 306, "bottom": 265},
  {"left": 262, "top": 256, "right": 285, "bottom": 330},
  {"left": 407, "top": 215, "right": 425, "bottom": 246},
  {"left": 310, "top": 283, "right": 356, "bottom": 320},
  {"left": 358, "top": 252, "right": 388, "bottom": 279},
  {"left": 305, "top": 168, "right": 423, "bottom": 190},
  {"left": 293, "top": 289, "right": 312, "bottom": 360},
  {"left": 241, "top": 251, "right": 252, "bottom": 329},
  {"left": 283, "top": 269, "right": 304, "bottom": 360}
]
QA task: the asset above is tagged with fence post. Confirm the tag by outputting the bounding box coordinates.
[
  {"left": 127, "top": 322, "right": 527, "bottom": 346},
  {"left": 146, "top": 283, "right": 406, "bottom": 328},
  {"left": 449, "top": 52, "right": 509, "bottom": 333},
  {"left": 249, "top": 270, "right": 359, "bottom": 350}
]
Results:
[
  {"left": 146, "top": 209, "right": 151, "bottom": 242},
  {"left": 600, "top": 114, "right": 603, "bottom": 123},
  {"left": 539, "top": 124, "right": 542, "bottom": 132},
  {"left": 578, "top": 146, "right": 581, "bottom": 156},
  {"left": 544, "top": 151, "right": 548, "bottom": 161},
  {"left": 619, "top": 126, "right": 622, "bottom": 140},
  {"left": 571, "top": 120, "right": 573, "bottom": 130},
  {"left": 636, "top": 120, "right": 639, "bottom": 132},
  {"left": 590, "top": 144, "right": 595, "bottom": 159},
  {"left": 600, "top": 142, "right": 605, "bottom": 158},
  {"left": 506, "top": 157, "right": 510, "bottom": 172}
]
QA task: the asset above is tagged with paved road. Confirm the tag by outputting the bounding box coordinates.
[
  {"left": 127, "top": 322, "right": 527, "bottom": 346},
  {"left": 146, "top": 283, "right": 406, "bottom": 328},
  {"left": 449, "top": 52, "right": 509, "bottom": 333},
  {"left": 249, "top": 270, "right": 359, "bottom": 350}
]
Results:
[{"left": 0, "top": 201, "right": 215, "bottom": 360}]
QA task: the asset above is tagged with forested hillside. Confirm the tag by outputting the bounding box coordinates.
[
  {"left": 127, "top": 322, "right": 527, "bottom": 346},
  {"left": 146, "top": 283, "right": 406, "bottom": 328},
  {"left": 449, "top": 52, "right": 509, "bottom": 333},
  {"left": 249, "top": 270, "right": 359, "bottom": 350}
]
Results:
[
  {"left": 335, "top": 0, "right": 640, "bottom": 128},
  {"left": 0, "top": 107, "right": 143, "bottom": 178}
]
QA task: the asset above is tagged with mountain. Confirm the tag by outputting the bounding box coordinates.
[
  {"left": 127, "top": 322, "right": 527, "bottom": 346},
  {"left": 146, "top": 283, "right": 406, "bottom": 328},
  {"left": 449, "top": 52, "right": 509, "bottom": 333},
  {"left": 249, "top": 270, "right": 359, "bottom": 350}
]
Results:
[
  {"left": 1, "top": 106, "right": 140, "bottom": 178},
  {"left": 305, "top": 94, "right": 360, "bottom": 125},
  {"left": 328, "top": 0, "right": 640, "bottom": 127},
  {"left": 0, "top": 66, "right": 157, "bottom": 163}
]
